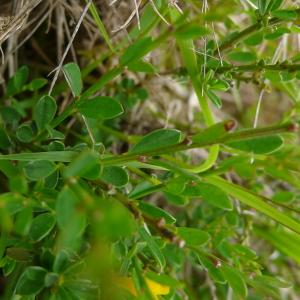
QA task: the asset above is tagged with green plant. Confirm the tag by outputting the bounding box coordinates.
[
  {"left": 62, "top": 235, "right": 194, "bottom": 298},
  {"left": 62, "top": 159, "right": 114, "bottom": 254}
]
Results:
[{"left": 1, "top": 0, "right": 300, "bottom": 299}]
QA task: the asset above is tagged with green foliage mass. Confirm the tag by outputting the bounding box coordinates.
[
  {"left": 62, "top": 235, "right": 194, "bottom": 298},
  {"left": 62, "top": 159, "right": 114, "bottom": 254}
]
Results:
[{"left": 1, "top": 0, "right": 300, "bottom": 299}]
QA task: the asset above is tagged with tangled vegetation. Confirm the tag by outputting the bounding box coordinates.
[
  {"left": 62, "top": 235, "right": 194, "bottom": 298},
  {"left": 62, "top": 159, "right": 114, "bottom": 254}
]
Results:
[{"left": 1, "top": 0, "right": 300, "bottom": 299}]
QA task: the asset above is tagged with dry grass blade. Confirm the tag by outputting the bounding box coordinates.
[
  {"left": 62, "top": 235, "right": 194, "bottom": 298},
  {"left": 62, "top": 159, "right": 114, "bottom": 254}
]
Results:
[{"left": 0, "top": 0, "right": 43, "bottom": 46}]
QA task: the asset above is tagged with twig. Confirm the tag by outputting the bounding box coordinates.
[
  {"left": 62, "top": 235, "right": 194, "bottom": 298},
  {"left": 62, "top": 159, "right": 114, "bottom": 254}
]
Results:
[
  {"left": 215, "top": 63, "right": 300, "bottom": 73},
  {"left": 215, "top": 8, "right": 300, "bottom": 55}
]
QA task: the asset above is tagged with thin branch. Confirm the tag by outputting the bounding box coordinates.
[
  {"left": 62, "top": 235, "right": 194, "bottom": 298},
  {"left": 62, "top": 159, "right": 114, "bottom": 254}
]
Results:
[
  {"left": 215, "top": 9, "right": 300, "bottom": 55},
  {"left": 215, "top": 62, "right": 300, "bottom": 73}
]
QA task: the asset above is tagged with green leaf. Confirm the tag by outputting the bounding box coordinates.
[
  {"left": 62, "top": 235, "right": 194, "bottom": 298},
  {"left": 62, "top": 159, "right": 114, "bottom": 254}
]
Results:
[
  {"left": 47, "top": 127, "right": 65, "bottom": 140},
  {"left": 16, "top": 124, "right": 35, "bottom": 143},
  {"left": 16, "top": 266, "right": 47, "bottom": 295},
  {"left": 183, "top": 182, "right": 233, "bottom": 210},
  {"left": 7, "top": 65, "right": 29, "bottom": 96},
  {"left": 254, "top": 226, "right": 300, "bottom": 263},
  {"left": 100, "top": 166, "right": 129, "bottom": 187},
  {"left": 253, "top": 275, "right": 291, "bottom": 289},
  {"left": 207, "top": 176, "right": 300, "bottom": 234},
  {"left": 221, "top": 265, "right": 247, "bottom": 298},
  {"left": 0, "top": 127, "right": 11, "bottom": 150},
  {"left": 267, "top": 0, "right": 283, "bottom": 12},
  {"left": 127, "top": 60, "right": 156, "bottom": 73},
  {"left": 146, "top": 271, "right": 182, "bottom": 288},
  {"left": 0, "top": 107, "right": 22, "bottom": 125},
  {"left": 24, "top": 160, "right": 56, "bottom": 181},
  {"left": 77, "top": 96, "right": 124, "bottom": 120},
  {"left": 29, "top": 213, "right": 56, "bottom": 242},
  {"left": 139, "top": 201, "right": 176, "bottom": 224},
  {"left": 192, "top": 120, "right": 235, "bottom": 144},
  {"left": 164, "top": 191, "right": 188, "bottom": 206},
  {"left": 25, "top": 78, "right": 48, "bottom": 91},
  {"left": 271, "top": 9, "right": 298, "bottom": 20},
  {"left": 206, "top": 89, "right": 222, "bottom": 108},
  {"left": 272, "top": 191, "right": 295, "bottom": 203},
  {"left": 44, "top": 272, "right": 59, "bottom": 288},
  {"left": 9, "top": 174, "right": 28, "bottom": 194},
  {"left": 174, "top": 24, "right": 210, "bottom": 40},
  {"left": 244, "top": 32, "right": 264, "bottom": 46},
  {"left": 258, "top": 0, "right": 268, "bottom": 15},
  {"left": 56, "top": 187, "right": 77, "bottom": 229},
  {"left": 177, "top": 227, "right": 210, "bottom": 246},
  {"left": 56, "top": 187, "right": 86, "bottom": 245},
  {"left": 129, "top": 182, "right": 163, "bottom": 199},
  {"left": 120, "top": 37, "right": 153, "bottom": 66},
  {"left": 228, "top": 51, "right": 257, "bottom": 63},
  {"left": 63, "top": 62, "right": 83, "bottom": 97},
  {"left": 165, "top": 176, "right": 187, "bottom": 194},
  {"left": 210, "top": 79, "right": 230, "bottom": 91},
  {"left": 139, "top": 226, "right": 166, "bottom": 271},
  {"left": 226, "top": 135, "right": 283, "bottom": 154},
  {"left": 64, "top": 150, "right": 100, "bottom": 178},
  {"left": 34, "top": 95, "right": 57, "bottom": 131},
  {"left": 265, "top": 27, "right": 290, "bottom": 40},
  {"left": 14, "top": 208, "right": 32, "bottom": 236},
  {"left": 197, "top": 253, "right": 225, "bottom": 283},
  {"left": 130, "top": 128, "right": 182, "bottom": 154},
  {"left": 48, "top": 141, "right": 65, "bottom": 152},
  {"left": 53, "top": 250, "right": 70, "bottom": 273}
]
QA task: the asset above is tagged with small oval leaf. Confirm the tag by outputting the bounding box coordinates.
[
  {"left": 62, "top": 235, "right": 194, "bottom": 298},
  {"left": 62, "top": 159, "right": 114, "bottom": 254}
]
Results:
[
  {"left": 7, "top": 66, "right": 29, "bottom": 96},
  {"left": 16, "top": 124, "right": 35, "bottom": 143},
  {"left": 120, "top": 37, "right": 152, "bottom": 66},
  {"left": 175, "top": 24, "right": 210, "bottom": 40},
  {"left": 63, "top": 62, "right": 83, "bottom": 97},
  {"left": 139, "top": 226, "right": 166, "bottom": 271},
  {"left": 177, "top": 227, "right": 210, "bottom": 246},
  {"left": 228, "top": 51, "right": 257, "bottom": 63},
  {"left": 183, "top": 182, "right": 233, "bottom": 210},
  {"left": 34, "top": 95, "right": 57, "bottom": 131},
  {"left": 139, "top": 201, "right": 176, "bottom": 224},
  {"left": 64, "top": 150, "right": 100, "bottom": 178},
  {"left": 24, "top": 160, "right": 56, "bottom": 181},
  {"left": 271, "top": 9, "right": 298, "bottom": 20},
  {"left": 221, "top": 265, "right": 248, "bottom": 298},
  {"left": 16, "top": 266, "right": 47, "bottom": 295},
  {"left": 29, "top": 213, "right": 56, "bottom": 242},
  {"left": 77, "top": 96, "right": 124, "bottom": 120},
  {"left": 100, "top": 166, "right": 129, "bottom": 187},
  {"left": 130, "top": 129, "right": 182, "bottom": 154},
  {"left": 226, "top": 135, "right": 283, "bottom": 154}
]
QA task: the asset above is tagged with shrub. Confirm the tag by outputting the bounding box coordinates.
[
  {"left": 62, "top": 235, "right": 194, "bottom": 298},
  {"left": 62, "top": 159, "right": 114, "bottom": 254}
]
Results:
[{"left": 0, "top": 0, "right": 300, "bottom": 299}]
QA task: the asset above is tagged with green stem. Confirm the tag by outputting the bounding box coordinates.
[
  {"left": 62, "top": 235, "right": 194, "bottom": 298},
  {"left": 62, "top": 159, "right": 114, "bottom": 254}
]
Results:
[
  {"left": 215, "top": 9, "right": 300, "bottom": 54},
  {"left": 216, "top": 63, "right": 300, "bottom": 74},
  {"left": 0, "top": 122, "right": 293, "bottom": 163},
  {"left": 100, "top": 122, "right": 293, "bottom": 166},
  {"left": 170, "top": 8, "right": 219, "bottom": 173}
]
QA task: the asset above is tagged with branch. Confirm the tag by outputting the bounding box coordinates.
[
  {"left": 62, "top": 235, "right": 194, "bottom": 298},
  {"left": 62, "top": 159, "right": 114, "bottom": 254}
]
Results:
[
  {"left": 215, "top": 63, "right": 300, "bottom": 74},
  {"left": 215, "top": 9, "right": 300, "bottom": 54}
]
